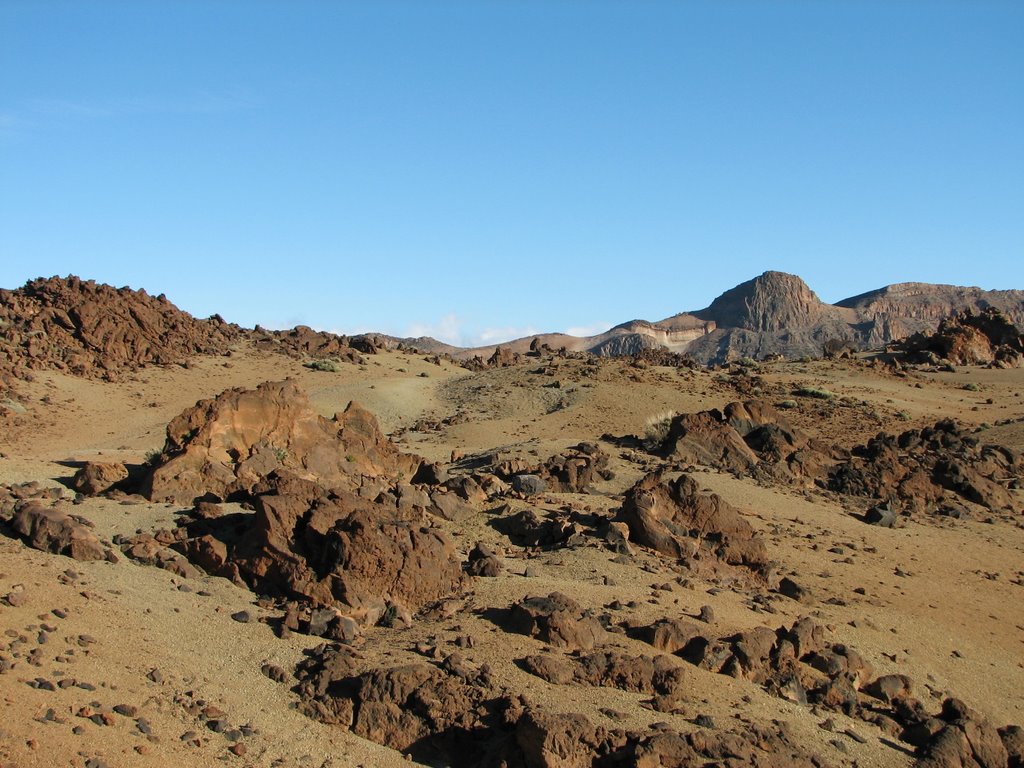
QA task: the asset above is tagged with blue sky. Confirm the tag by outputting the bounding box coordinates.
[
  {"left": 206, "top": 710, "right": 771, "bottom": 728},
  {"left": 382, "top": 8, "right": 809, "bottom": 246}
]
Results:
[{"left": 2, "top": 1, "right": 1021, "bottom": 346}]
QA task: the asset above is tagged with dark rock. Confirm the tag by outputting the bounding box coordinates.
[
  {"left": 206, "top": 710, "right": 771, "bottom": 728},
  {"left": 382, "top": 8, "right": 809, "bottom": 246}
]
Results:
[
  {"left": 506, "top": 592, "right": 607, "bottom": 651},
  {"left": 511, "top": 474, "right": 547, "bottom": 496}
]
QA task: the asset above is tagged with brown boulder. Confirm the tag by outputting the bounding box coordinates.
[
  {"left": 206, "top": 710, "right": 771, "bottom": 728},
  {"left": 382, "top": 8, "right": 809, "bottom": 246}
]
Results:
[
  {"left": 233, "top": 485, "right": 465, "bottom": 615},
  {"left": 617, "top": 471, "right": 770, "bottom": 574},
  {"left": 635, "top": 617, "right": 706, "bottom": 654},
  {"left": 662, "top": 411, "right": 759, "bottom": 474},
  {"left": 515, "top": 708, "right": 606, "bottom": 768},
  {"left": 10, "top": 502, "right": 106, "bottom": 561},
  {"left": 507, "top": 592, "right": 607, "bottom": 651},
  {"left": 144, "top": 380, "right": 423, "bottom": 503},
  {"left": 71, "top": 462, "right": 129, "bottom": 496},
  {"left": 917, "top": 699, "right": 1011, "bottom": 768}
]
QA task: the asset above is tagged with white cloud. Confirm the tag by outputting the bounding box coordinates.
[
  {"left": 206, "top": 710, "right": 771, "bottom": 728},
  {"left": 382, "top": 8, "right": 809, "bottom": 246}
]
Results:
[
  {"left": 563, "top": 321, "right": 611, "bottom": 338},
  {"left": 475, "top": 325, "right": 541, "bottom": 346},
  {"left": 406, "top": 313, "right": 464, "bottom": 346},
  {"left": 401, "top": 316, "right": 542, "bottom": 348}
]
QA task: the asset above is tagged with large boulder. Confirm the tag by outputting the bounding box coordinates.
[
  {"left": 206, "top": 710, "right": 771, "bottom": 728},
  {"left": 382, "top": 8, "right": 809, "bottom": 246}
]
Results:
[
  {"left": 617, "top": 471, "right": 770, "bottom": 574},
  {"left": 227, "top": 477, "right": 465, "bottom": 618},
  {"left": 10, "top": 502, "right": 106, "bottom": 561},
  {"left": 661, "top": 411, "right": 759, "bottom": 474},
  {"left": 144, "top": 380, "right": 423, "bottom": 503},
  {"left": 506, "top": 592, "right": 608, "bottom": 651},
  {"left": 71, "top": 462, "right": 129, "bottom": 496}
]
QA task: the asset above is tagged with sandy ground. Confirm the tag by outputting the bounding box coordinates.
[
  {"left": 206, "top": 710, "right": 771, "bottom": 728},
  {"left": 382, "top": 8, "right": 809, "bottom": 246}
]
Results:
[{"left": 1, "top": 345, "right": 1022, "bottom": 767}]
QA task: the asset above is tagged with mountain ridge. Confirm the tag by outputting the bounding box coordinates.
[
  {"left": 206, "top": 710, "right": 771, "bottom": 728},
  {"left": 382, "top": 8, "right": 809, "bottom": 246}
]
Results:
[{"left": 3, "top": 271, "right": 1023, "bottom": 372}]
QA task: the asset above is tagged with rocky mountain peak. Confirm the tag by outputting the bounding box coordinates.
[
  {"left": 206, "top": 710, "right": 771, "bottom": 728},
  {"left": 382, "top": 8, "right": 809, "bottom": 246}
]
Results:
[{"left": 698, "top": 270, "right": 828, "bottom": 332}]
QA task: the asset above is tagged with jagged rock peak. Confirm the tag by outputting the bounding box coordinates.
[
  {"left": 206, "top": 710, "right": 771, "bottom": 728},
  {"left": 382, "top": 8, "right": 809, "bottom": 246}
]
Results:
[{"left": 699, "top": 271, "right": 827, "bottom": 332}]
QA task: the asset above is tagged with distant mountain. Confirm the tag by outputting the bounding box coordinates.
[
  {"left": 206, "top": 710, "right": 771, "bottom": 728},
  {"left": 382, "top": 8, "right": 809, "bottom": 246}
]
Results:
[
  {"left": 3, "top": 272, "right": 1023, "bottom": 373},
  {"left": 449, "top": 271, "right": 1024, "bottom": 364}
]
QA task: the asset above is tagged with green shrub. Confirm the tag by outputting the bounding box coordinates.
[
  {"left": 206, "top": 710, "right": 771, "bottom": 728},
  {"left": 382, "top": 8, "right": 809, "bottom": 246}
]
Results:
[
  {"left": 793, "top": 386, "right": 836, "bottom": 401},
  {"left": 643, "top": 411, "right": 676, "bottom": 451},
  {"left": 304, "top": 358, "right": 340, "bottom": 373}
]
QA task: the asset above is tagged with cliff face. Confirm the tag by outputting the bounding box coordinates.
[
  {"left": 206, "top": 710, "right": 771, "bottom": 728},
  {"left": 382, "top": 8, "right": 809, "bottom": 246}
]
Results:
[
  {"left": 696, "top": 271, "right": 831, "bottom": 333},
  {"left": 645, "top": 273, "right": 1024, "bottom": 364}
]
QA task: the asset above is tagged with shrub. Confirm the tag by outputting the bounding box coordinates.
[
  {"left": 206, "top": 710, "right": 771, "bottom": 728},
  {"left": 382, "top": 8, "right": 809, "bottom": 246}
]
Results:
[
  {"left": 643, "top": 410, "right": 677, "bottom": 451},
  {"left": 793, "top": 386, "right": 836, "bottom": 401},
  {"left": 304, "top": 358, "right": 340, "bottom": 373}
]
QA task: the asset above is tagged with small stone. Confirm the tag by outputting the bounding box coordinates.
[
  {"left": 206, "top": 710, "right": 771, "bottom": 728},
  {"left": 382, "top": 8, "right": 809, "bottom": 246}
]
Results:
[
  {"left": 230, "top": 610, "right": 252, "bottom": 624},
  {"left": 695, "top": 714, "right": 716, "bottom": 728}
]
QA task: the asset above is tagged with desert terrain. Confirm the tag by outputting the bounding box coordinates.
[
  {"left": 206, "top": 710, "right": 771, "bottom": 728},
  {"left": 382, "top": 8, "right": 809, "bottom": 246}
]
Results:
[{"left": 1, "top": 277, "right": 1023, "bottom": 768}]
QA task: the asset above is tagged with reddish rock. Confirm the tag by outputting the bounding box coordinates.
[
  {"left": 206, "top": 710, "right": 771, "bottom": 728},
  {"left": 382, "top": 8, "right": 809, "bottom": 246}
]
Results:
[
  {"left": 144, "top": 380, "right": 423, "bottom": 503},
  {"left": 617, "top": 471, "right": 770, "bottom": 574},
  {"left": 661, "top": 411, "right": 759, "bottom": 474},
  {"left": 71, "top": 462, "right": 129, "bottom": 496},
  {"left": 506, "top": 592, "right": 607, "bottom": 651},
  {"left": 0, "top": 275, "right": 240, "bottom": 380},
  {"left": 10, "top": 503, "right": 106, "bottom": 561},
  {"left": 229, "top": 483, "right": 465, "bottom": 618}
]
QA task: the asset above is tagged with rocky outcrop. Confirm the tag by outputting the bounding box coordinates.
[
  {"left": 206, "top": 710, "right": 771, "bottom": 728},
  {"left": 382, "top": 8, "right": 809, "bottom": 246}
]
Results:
[
  {"left": 697, "top": 271, "right": 831, "bottom": 333},
  {"left": 828, "top": 419, "right": 1022, "bottom": 514},
  {"left": 494, "top": 443, "right": 612, "bottom": 494},
  {"left": 231, "top": 478, "right": 465, "bottom": 616},
  {"left": 896, "top": 308, "right": 1024, "bottom": 367},
  {"left": 660, "top": 410, "right": 760, "bottom": 474},
  {"left": 126, "top": 472, "right": 466, "bottom": 624},
  {"left": 143, "top": 380, "right": 423, "bottom": 503},
  {"left": 521, "top": 649, "right": 686, "bottom": 710},
  {"left": 617, "top": 471, "right": 770, "bottom": 575},
  {"left": 250, "top": 324, "right": 369, "bottom": 364},
  {"left": 0, "top": 275, "right": 241, "bottom": 380},
  {"left": 292, "top": 643, "right": 829, "bottom": 768}
]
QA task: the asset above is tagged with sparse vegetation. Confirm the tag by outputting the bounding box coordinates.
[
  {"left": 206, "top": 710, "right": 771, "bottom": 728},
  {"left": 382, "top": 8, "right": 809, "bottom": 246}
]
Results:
[
  {"left": 962, "top": 382, "right": 980, "bottom": 392},
  {"left": 643, "top": 410, "right": 676, "bottom": 451},
  {"left": 304, "top": 358, "right": 341, "bottom": 373},
  {"left": 144, "top": 448, "right": 163, "bottom": 466},
  {"left": 776, "top": 399, "right": 798, "bottom": 409},
  {"left": 793, "top": 386, "right": 836, "bottom": 401}
]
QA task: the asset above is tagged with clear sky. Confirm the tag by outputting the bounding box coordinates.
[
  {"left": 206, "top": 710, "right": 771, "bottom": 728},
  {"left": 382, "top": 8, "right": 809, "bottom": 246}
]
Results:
[{"left": 2, "top": 1, "right": 1021, "bottom": 346}]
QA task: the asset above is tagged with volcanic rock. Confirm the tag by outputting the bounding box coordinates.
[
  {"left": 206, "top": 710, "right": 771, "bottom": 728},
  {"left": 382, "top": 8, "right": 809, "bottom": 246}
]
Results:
[
  {"left": 71, "top": 462, "right": 129, "bottom": 496},
  {"left": 291, "top": 642, "right": 829, "bottom": 768},
  {"left": 144, "top": 380, "right": 423, "bottom": 503},
  {"left": 660, "top": 411, "right": 759, "bottom": 474},
  {"left": 828, "top": 419, "right": 1022, "bottom": 513},
  {"left": 521, "top": 649, "right": 685, "bottom": 700},
  {"left": 898, "top": 308, "right": 1024, "bottom": 367},
  {"left": 230, "top": 481, "right": 465, "bottom": 617},
  {"left": 0, "top": 275, "right": 240, "bottom": 380},
  {"left": 506, "top": 592, "right": 607, "bottom": 651},
  {"left": 916, "top": 699, "right": 1013, "bottom": 768},
  {"left": 617, "top": 471, "right": 770, "bottom": 574},
  {"left": 10, "top": 503, "right": 106, "bottom": 561}
]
